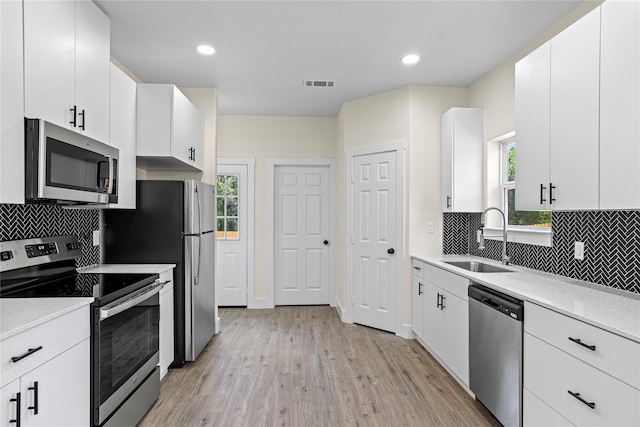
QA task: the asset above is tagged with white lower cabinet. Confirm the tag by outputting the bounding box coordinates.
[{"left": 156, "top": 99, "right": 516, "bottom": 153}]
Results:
[
  {"left": 418, "top": 263, "right": 470, "bottom": 388},
  {"left": 0, "top": 305, "right": 90, "bottom": 426},
  {"left": 411, "top": 259, "right": 425, "bottom": 340},
  {"left": 523, "top": 388, "right": 573, "bottom": 427},
  {"left": 159, "top": 269, "right": 175, "bottom": 379},
  {"left": 523, "top": 302, "right": 640, "bottom": 427}
]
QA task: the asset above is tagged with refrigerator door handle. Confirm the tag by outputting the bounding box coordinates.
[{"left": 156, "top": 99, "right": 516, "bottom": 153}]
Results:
[{"left": 195, "top": 185, "right": 202, "bottom": 285}]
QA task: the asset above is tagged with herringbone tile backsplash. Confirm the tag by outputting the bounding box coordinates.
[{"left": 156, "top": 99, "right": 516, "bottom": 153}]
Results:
[
  {"left": 443, "top": 211, "right": 640, "bottom": 295},
  {"left": 1, "top": 203, "right": 100, "bottom": 267}
]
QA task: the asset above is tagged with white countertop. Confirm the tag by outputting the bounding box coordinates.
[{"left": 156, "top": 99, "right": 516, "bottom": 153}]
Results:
[
  {"left": 78, "top": 264, "right": 176, "bottom": 275},
  {"left": 1, "top": 298, "right": 93, "bottom": 341},
  {"left": 412, "top": 254, "right": 640, "bottom": 343}
]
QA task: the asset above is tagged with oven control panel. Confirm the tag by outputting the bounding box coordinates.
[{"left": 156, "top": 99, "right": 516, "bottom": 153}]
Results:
[
  {"left": 0, "top": 235, "right": 82, "bottom": 272},
  {"left": 26, "top": 242, "right": 59, "bottom": 258}
]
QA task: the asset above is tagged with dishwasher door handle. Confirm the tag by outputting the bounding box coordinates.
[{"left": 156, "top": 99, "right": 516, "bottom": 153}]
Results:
[{"left": 481, "top": 296, "right": 500, "bottom": 310}]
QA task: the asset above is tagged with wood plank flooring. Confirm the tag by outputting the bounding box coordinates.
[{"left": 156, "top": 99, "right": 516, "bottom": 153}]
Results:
[{"left": 140, "top": 306, "right": 500, "bottom": 427}]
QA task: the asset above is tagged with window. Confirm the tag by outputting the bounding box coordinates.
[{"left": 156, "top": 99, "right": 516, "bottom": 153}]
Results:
[
  {"left": 500, "top": 138, "right": 551, "bottom": 228},
  {"left": 216, "top": 174, "right": 239, "bottom": 240}
]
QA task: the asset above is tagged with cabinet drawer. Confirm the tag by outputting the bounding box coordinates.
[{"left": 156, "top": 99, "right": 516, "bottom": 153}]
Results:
[
  {"left": 524, "top": 333, "right": 640, "bottom": 427},
  {"left": 525, "top": 302, "right": 640, "bottom": 389},
  {"left": 524, "top": 387, "right": 573, "bottom": 427},
  {"left": 411, "top": 259, "right": 425, "bottom": 279},
  {"left": 424, "top": 263, "right": 469, "bottom": 300},
  {"left": 1, "top": 305, "right": 90, "bottom": 387}
]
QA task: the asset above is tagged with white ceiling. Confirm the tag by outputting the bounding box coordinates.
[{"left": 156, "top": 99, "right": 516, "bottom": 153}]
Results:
[{"left": 96, "top": 0, "right": 581, "bottom": 117}]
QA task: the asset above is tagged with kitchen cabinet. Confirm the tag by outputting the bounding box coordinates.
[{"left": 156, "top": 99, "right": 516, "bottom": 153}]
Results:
[
  {"left": 23, "top": 0, "right": 110, "bottom": 144},
  {"left": 599, "top": 0, "right": 640, "bottom": 209},
  {"left": 420, "top": 264, "right": 470, "bottom": 387},
  {"left": 136, "top": 84, "right": 204, "bottom": 171},
  {"left": 411, "top": 259, "right": 425, "bottom": 340},
  {"left": 441, "top": 108, "right": 483, "bottom": 213},
  {"left": 523, "top": 302, "right": 640, "bottom": 426},
  {"left": 549, "top": 6, "right": 600, "bottom": 211},
  {"left": 108, "top": 64, "right": 137, "bottom": 209},
  {"left": 0, "top": 305, "right": 90, "bottom": 426},
  {"left": 0, "top": 0, "right": 24, "bottom": 204},
  {"left": 159, "top": 269, "right": 175, "bottom": 379},
  {"left": 516, "top": 1, "right": 639, "bottom": 211}
]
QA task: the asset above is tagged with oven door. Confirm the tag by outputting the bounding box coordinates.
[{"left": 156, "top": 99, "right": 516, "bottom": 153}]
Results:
[
  {"left": 92, "top": 282, "right": 162, "bottom": 426},
  {"left": 25, "top": 118, "right": 119, "bottom": 204}
]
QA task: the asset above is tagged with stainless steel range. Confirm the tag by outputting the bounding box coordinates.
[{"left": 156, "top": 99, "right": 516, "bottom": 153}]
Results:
[{"left": 0, "top": 235, "right": 163, "bottom": 426}]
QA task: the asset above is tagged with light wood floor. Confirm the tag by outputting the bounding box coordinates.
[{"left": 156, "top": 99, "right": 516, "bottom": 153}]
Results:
[{"left": 140, "top": 306, "right": 500, "bottom": 427}]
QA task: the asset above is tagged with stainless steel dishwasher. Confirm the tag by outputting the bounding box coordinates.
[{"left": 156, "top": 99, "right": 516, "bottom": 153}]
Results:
[{"left": 469, "top": 283, "right": 524, "bottom": 427}]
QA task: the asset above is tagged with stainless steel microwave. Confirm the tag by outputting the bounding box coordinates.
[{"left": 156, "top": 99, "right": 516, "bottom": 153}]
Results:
[{"left": 25, "top": 118, "right": 118, "bottom": 205}]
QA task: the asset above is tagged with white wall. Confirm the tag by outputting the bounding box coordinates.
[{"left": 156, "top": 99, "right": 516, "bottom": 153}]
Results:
[{"left": 216, "top": 115, "right": 337, "bottom": 301}]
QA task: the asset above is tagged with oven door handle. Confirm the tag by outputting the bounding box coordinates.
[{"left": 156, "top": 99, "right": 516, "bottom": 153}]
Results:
[{"left": 99, "top": 281, "right": 166, "bottom": 321}]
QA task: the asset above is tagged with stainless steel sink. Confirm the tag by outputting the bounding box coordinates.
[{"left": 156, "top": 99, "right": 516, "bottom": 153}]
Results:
[{"left": 443, "top": 261, "right": 513, "bottom": 273}]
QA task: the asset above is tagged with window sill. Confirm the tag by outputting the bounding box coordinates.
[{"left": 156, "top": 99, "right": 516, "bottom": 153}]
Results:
[{"left": 482, "top": 226, "right": 552, "bottom": 248}]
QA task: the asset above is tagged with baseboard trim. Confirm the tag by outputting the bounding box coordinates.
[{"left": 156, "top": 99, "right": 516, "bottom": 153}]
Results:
[
  {"left": 215, "top": 316, "right": 221, "bottom": 334},
  {"left": 248, "top": 298, "right": 275, "bottom": 309},
  {"left": 396, "top": 323, "right": 414, "bottom": 339},
  {"left": 335, "top": 298, "right": 353, "bottom": 323}
]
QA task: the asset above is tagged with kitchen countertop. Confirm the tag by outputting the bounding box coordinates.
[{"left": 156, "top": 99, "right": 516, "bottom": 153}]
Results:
[
  {"left": 1, "top": 298, "right": 93, "bottom": 341},
  {"left": 78, "top": 263, "right": 176, "bottom": 275},
  {"left": 412, "top": 254, "right": 640, "bottom": 344}
]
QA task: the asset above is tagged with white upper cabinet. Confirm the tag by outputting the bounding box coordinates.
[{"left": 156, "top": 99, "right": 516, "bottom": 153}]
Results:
[
  {"left": 136, "top": 84, "right": 204, "bottom": 171},
  {"left": 516, "top": 1, "right": 639, "bottom": 211},
  {"left": 0, "top": 0, "right": 25, "bottom": 204},
  {"left": 549, "top": 6, "right": 600, "bottom": 211},
  {"left": 24, "top": 0, "right": 110, "bottom": 144},
  {"left": 108, "top": 64, "right": 137, "bottom": 209},
  {"left": 515, "top": 42, "right": 551, "bottom": 211},
  {"left": 599, "top": 0, "right": 640, "bottom": 209},
  {"left": 441, "top": 107, "right": 483, "bottom": 213}
]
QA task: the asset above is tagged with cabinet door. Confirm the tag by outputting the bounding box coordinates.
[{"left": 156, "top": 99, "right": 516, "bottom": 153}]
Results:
[
  {"left": 23, "top": 0, "right": 75, "bottom": 129},
  {"left": 20, "top": 340, "right": 90, "bottom": 427},
  {"left": 442, "top": 291, "right": 469, "bottom": 385},
  {"left": 0, "top": 380, "right": 20, "bottom": 427},
  {"left": 515, "top": 42, "right": 551, "bottom": 211},
  {"left": 599, "top": 0, "right": 640, "bottom": 209},
  {"left": 75, "top": 0, "right": 110, "bottom": 143},
  {"left": 412, "top": 275, "right": 424, "bottom": 340},
  {"left": 160, "top": 285, "right": 175, "bottom": 379},
  {"left": 0, "top": 0, "right": 25, "bottom": 204},
  {"left": 549, "top": 7, "right": 600, "bottom": 210},
  {"left": 422, "top": 281, "right": 443, "bottom": 358},
  {"left": 441, "top": 110, "right": 454, "bottom": 212},
  {"left": 108, "top": 64, "right": 137, "bottom": 209},
  {"left": 171, "top": 86, "right": 203, "bottom": 167}
]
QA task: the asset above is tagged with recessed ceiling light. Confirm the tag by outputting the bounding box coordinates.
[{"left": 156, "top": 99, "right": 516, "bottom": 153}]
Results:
[
  {"left": 402, "top": 54, "right": 420, "bottom": 65},
  {"left": 197, "top": 45, "right": 215, "bottom": 55}
]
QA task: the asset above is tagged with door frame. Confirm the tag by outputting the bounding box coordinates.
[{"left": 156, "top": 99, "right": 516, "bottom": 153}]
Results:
[
  {"left": 217, "top": 157, "right": 256, "bottom": 308},
  {"left": 345, "top": 141, "right": 407, "bottom": 337},
  {"left": 266, "top": 158, "right": 337, "bottom": 309}
]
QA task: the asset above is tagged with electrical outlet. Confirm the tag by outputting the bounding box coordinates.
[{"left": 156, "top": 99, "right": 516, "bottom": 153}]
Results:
[
  {"left": 93, "top": 230, "right": 100, "bottom": 247},
  {"left": 477, "top": 230, "right": 482, "bottom": 243},
  {"left": 427, "top": 221, "right": 434, "bottom": 233},
  {"left": 574, "top": 241, "right": 584, "bottom": 260}
]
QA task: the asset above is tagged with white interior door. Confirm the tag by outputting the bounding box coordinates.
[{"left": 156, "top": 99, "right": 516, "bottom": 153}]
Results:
[
  {"left": 351, "top": 150, "right": 398, "bottom": 332},
  {"left": 216, "top": 165, "right": 248, "bottom": 306},
  {"left": 275, "top": 166, "right": 330, "bottom": 305}
]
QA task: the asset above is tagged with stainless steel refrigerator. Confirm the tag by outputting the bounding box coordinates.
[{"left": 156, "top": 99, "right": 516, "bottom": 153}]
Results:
[{"left": 104, "top": 180, "right": 216, "bottom": 366}]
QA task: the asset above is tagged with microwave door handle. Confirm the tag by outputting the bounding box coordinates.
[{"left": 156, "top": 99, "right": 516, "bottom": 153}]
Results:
[
  {"left": 99, "top": 281, "right": 163, "bottom": 320},
  {"left": 107, "top": 156, "right": 114, "bottom": 195}
]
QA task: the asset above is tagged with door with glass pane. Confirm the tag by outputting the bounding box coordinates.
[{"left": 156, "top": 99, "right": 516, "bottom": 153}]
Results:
[{"left": 216, "top": 165, "right": 248, "bottom": 306}]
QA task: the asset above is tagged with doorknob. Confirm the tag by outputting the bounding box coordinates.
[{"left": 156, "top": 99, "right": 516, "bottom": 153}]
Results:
[
  {"left": 323, "top": 240, "right": 329, "bottom": 245},
  {"left": 387, "top": 248, "right": 395, "bottom": 255}
]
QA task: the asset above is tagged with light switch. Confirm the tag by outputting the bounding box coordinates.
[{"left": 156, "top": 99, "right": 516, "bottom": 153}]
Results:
[
  {"left": 574, "top": 241, "right": 584, "bottom": 260},
  {"left": 427, "top": 221, "right": 434, "bottom": 233}
]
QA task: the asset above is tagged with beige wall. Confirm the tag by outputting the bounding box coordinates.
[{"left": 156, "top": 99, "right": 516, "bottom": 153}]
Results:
[{"left": 216, "top": 115, "right": 337, "bottom": 300}]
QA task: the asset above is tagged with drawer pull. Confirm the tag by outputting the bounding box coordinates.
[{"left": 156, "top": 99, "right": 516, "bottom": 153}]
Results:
[
  {"left": 27, "top": 381, "right": 39, "bottom": 415},
  {"left": 568, "top": 390, "right": 596, "bottom": 409},
  {"left": 11, "top": 346, "right": 43, "bottom": 363},
  {"left": 413, "top": 266, "right": 421, "bottom": 271},
  {"left": 568, "top": 337, "right": 596, "bottom": 351},
  {"left": 9, "top": 392, "right": 20, "bottom": 426}
]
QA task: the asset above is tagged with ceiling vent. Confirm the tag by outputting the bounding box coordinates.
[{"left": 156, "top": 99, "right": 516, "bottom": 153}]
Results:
[{"left": 304, "top": 79, "right": 335, "bottom": 88}]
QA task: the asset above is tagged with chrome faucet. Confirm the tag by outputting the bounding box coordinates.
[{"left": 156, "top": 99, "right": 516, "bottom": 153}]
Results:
[{"left": 479, "top": 207, "right": 510, "bottom": 265}]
